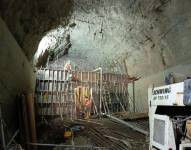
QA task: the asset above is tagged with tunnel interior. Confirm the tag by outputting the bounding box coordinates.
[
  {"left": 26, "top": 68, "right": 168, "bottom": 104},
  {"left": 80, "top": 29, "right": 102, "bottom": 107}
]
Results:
[{"left": 1, "top": 0, "right": 191, "bottom": 149}]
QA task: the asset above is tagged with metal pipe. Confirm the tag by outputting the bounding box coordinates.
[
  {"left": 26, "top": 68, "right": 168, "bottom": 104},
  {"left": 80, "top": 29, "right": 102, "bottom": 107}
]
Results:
[
  {"left": 28, "top": 143, "right": 106, "bottom": 149},
  {"left": 132, "top": 81, "right": 135, "bottom": 112},
  {"left": 106, "top": 114, "right": 148, "bottom": 135},
  {"left": 93, "top": 67, "right": 102, "bottom": 115},
  {"left": 6, "top": 130, "right": 19, "bottom": 147},
  {"left": 0, "top": 103, "right": 6, "bottom": 149}
]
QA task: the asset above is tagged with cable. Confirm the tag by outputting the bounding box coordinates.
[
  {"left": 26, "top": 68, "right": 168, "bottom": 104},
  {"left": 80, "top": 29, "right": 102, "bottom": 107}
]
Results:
[{"left": 173, "top": 116, "right": 191, "bottom": 123}]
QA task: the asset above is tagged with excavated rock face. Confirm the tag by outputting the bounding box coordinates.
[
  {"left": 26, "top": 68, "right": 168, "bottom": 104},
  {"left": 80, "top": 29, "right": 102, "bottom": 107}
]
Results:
[
  {"left": 0, "top": 0, "right": 73, "bottom": 60},
  {"left": 1, "top": 0, "right": 191, "bottom": 77}
]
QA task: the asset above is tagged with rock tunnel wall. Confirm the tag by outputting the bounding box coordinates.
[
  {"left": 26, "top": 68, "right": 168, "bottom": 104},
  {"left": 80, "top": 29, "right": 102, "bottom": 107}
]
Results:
[
  {"left": 0, "top": 17, "right": 35, "bottom": 133},
  {"left": 1, "top": 0, "right": 191, "bottom": 113},
  {"left": 0, "top": 0, "right": 73, "bottom": 60},
  {"left": 65, "top": 0, "right": 191, "bottom": 75},
  {"left": 47, "top": 0, "right": 191, "bottom": 112},
  {"left": 129, "top": 60, "right": 191, "bottom": 112}
]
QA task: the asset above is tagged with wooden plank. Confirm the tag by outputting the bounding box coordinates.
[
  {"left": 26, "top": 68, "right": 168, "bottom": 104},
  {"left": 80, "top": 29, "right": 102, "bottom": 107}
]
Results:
[
  {"left": 113, "top": 112, "right": 148, "bottom": 120},
  {"left": 26, "top": 94, "right": 37, "bottom": 150},
  {"left": 107, "top": 114, "right": 148, "bottom": 135}
]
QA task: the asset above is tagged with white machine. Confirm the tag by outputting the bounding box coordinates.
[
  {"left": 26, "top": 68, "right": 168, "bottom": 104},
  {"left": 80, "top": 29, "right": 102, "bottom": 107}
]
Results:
[{"left": 148, "top": 80, "right": 191, "bottom": 150}]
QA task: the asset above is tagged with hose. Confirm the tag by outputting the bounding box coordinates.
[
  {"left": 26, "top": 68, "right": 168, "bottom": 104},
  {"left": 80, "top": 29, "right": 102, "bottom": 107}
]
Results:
[{"left": 172, "top": 116, "right": 191, "bottom": 123}]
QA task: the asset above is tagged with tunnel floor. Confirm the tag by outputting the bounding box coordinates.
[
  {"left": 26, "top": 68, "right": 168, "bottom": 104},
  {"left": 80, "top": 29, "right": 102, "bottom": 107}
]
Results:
[{"left": 36, "top": 117, "right": 149, "bottom": 150}]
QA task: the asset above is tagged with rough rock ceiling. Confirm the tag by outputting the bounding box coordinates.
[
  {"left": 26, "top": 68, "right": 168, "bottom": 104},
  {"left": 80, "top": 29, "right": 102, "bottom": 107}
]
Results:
[
  {"left": 1, "top": 0, "right": 191, "bottom": 77},
  {"left": 0, "top": 0, "right": 73, "bottom": 60}
]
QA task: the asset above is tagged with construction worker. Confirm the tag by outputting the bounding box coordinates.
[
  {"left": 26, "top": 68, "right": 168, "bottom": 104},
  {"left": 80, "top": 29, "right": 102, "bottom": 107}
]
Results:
[
  {"left": 165, "top": 72, "right": 175, "bottom": 85},
  {"left": 84, "top": 96, "right": 92, "bottom": 120},
  {"left": 64, "top": 60, "right": 72, "bottom": 81}
]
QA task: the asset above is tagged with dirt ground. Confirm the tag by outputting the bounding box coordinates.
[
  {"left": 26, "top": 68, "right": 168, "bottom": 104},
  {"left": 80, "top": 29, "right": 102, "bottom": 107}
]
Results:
[
  {"left": 36, "top": 117, "right": 149, "bottom": 150},
  {"left": 86, "top": 118, "right": 149, "bottom": 150}
]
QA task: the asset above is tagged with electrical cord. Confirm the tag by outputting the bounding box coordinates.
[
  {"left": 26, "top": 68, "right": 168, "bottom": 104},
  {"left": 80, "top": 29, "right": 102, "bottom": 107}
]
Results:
[{"left": 172, "top": 116, "right": 191, "bottom": 123}]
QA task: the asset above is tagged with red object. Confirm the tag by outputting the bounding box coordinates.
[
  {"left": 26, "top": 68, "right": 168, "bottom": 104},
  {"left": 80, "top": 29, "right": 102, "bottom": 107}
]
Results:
[
  {"left": 85, "top": 99, "right": 91, "bottom": 107},
  {"left": 64, "top": 63, "right": 71, "bottom": 71}
]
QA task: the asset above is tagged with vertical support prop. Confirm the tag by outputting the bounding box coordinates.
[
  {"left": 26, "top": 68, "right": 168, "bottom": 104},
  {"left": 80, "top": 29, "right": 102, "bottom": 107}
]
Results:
[
  {"left": 21, "top": 95, "right": 31, "bottom": 150},
  {"left": 133, "top": 81, "right": 135, "bottom": 113},
  {"left": 0, "top": 103, "right": 6, "bottom": 150},
  {"left": 26, "top": 94, "right": 37, "bottom": 150}
]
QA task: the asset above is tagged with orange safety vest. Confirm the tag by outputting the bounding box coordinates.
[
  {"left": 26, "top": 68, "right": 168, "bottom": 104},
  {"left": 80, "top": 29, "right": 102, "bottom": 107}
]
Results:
[{"left": 84, "top": 99, "right": 91, "bottom": 107}]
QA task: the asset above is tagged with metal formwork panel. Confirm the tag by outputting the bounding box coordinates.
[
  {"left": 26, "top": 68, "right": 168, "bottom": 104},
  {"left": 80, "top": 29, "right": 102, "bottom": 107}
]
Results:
[{"left": 36, "top": 68, "right": 132, "bottom": 119}]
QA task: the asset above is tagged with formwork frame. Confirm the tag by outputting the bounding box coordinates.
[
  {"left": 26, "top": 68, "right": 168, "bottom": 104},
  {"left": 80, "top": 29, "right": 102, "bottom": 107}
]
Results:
[{"left": 35, "top": 68, "right": 135, "bottom": 120}]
